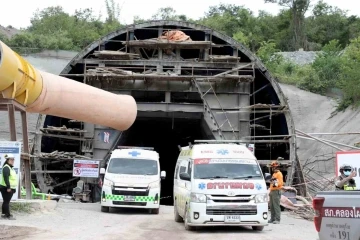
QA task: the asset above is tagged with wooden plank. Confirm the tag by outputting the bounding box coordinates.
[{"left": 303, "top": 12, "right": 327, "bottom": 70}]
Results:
[
  {"left": 21, "top": 111, "right": 32, "bottom": 200},
  {"left": 7, "top": 104, "right": 16, "bottom": 141},
  {"left": 258, "top": 160, "right": 291, "bottom": 165},
  {"left": 93, "top": 50, "right": 140, "bottom": 60},
  {"left": 85, "top": 74, "right": 254, "bottom": 82},
  {"left": 122, "top": 40, "right": 215, "bottom": 49},
  {"left": 208, "top": 55, "right": 241, "bottom": 62},
  {"left": 80, "top": 59, "right": 254, "bottom": 69},
  {"left": 40, "top": 133, "right": 91, "bottom": 141},
  {"left": 31, "top": 170, "right": 73, "bottom": 174}
]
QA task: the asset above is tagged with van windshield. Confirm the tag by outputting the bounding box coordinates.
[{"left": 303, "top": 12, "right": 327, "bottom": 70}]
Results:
[
  {"left": 193, "top": 159, "right": 263, "bottom": 179},
  {"left": 107, "top": 158, "right": 158, "bottom": 175}
]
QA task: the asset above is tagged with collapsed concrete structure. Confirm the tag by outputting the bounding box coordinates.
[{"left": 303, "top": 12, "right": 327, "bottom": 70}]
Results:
[{"left": 24, "top": 21, "right": 305, "bottom": 203}]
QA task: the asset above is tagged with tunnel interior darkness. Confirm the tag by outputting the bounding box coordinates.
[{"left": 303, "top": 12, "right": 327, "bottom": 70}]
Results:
[{"left": 122, "top": 116, "right": 206, "bottom": 205}]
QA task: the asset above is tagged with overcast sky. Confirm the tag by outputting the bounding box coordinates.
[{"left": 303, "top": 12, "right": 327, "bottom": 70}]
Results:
[{"left": 0, "top": 0, "right": 357, "bottom": 29}]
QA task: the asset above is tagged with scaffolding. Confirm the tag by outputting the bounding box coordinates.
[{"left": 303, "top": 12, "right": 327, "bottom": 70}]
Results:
[
  {"left": 0, "top": 99, "right": 32, "bottom": 199},
  {"left": 34, "top": 24, "right": 304, "bottom": 196}
]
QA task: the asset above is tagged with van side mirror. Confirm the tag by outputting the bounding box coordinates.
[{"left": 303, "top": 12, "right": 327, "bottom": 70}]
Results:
[
  {"left": 264, "top": 173, "right": 271, "bottom": 182},
  {"left": 100, "top": 168, "right": 106, "bottom": 175},
  {"left": 161, "top": 171, "right": 166, "bottom": 179},
  {"left": 180, "top": 172, "right": 191, "bottom": 181}
]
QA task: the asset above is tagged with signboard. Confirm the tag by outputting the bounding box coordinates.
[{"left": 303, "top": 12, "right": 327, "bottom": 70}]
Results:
[
  {"left": 73, "top": 159, "right": 100, "bottom": 178},
  {"left": 336, "top": 151, "right": 360, "bottom": 190},
  {"left": 0, "top": 141, "right": 21, "bottom": 200}
]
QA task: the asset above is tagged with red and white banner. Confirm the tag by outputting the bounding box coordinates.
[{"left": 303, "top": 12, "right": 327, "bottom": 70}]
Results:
[{"left": 73, "top": 160, "right": 100, "bottom": 178}]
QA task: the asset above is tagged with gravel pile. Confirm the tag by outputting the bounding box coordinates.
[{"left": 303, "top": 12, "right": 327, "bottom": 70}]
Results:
[{"left": 277, "top": 51, "right": 320, "bottom": 65}]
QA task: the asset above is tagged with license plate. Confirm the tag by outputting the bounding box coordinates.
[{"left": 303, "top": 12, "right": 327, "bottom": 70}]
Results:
[
  {"left": 124, "top": 196, "right": 135, "bottom": 201},
  {"left": 224, "top": 215, "right": 241, "bottom": 223}
]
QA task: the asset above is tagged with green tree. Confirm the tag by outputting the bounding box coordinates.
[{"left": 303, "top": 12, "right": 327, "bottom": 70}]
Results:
[
  {"left": 298, "top": 40, "right": 342, "bottom": 93},
  {"left": 338, "top": 37, "right": 360, "bottom": 108},
  {"left": 0, "top": 32, "right": 8, "bottom": 43},
  {"left": 29, "top": 6, "right": 73, "bottom": 35},
  {"left": 265, "top": 0, "right": 310, "bottom": 50},
  {"left": 306, "top": 1, "right": 349, "bottom": 48},
  {"left": 151, "top": 7, "right": 189, "bottom": 21},
  {"left": 105, "top": 0, "right": 121, "bottom": 24}
]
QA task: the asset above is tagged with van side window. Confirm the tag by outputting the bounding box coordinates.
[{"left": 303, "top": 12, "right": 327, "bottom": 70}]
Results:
[
  {"left": 180, "top": 166, "right": 186, "bottom": 174},
  {"left": 187, "top": 161, "right": 192, "bottom": 176},
  {"left": 174, "top": 165, "right": 180, "bottom": 179}
]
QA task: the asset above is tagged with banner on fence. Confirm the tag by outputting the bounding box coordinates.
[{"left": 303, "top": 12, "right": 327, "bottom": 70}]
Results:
[{"left": 0, "top": 141, "right": 21, "bottom": 200}]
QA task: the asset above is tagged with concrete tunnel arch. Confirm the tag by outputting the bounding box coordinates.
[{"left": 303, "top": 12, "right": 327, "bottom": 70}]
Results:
[{"left": 33, "top": 20, "right": 305, "bottom": 204}]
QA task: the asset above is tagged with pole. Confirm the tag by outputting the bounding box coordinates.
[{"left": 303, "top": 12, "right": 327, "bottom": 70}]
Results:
[
  {"left": 295, "top": 129, "right": 344, "bottom": 151},
  {"left": 7, "top": 104, "right": 16, "bottom": 141},
  {"left": 296, "top": 135, "right": 360, "bottom": 150},
  {"left": 21, "top": 111, "right": 32, "bottom": 199}
]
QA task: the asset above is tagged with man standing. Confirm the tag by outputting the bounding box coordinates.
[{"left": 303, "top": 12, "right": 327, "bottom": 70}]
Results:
[
  {"left": 0, "top": 154, "right": 17, "bottom": 220},
  {"left": 268, "top": 159, "right": 283, "bottom": 224},
  {"left": 335, "top": 164, "right": 356, "bottom": 190}
]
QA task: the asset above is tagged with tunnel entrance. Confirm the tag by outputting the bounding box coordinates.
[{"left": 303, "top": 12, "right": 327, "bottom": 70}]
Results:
[{"left": 122, "top": 116, "right": 207, "bottom": 205}]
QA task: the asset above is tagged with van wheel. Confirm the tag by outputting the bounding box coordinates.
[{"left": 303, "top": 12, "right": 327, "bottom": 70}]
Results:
[
  {"left": 150, "top": 208, "right": 159, "bottom": 214},
  {"left": 252, "top": 226, "right": 264, "bottom": 231},
  {"left": 184, "top": 205, "right": 195, "bottom": 231},
  {"left": 101, "top": 206, "right": 110, "bottom": 213},
  {"left": 174, "top": 202, "right": 183, "bottom": 222}
]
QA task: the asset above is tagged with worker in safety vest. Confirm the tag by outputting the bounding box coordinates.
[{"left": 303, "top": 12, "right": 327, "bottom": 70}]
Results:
[
  {"left": 268, "top": 159, "right": 284, "bottom": 224},
  {"left": 0, "top": 154, "right": 18, "bottom": 220},
  {"left": 335, "top": 164, "right": 356, "bottom": 191}
]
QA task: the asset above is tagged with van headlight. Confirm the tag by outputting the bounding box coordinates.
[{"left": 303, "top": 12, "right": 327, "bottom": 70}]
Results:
[
  {"left": 255, "top": 194, "right": 268, "bottom": 203},
  {"left": 149, "top": 181, "right": 160, "bottom": 189},
  {"left": 190, "top": 193, "right": 207, "bottom": 203},
  {"left": 103, "top": 178, "right": 114, "bottom": 187}
]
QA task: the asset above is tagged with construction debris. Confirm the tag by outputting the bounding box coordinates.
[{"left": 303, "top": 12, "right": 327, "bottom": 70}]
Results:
[
  {"left": 38, "top": 151, "right": 91, "bottom": 160},
  {"left": 86, "top": 67, "right": 253, "bottom": 82},
  {"left": 93, "top": 50, "right": 140, "bottom": 60},
  {"left": 208, "top": 55, "right": 240, "bottom": 62},
  {"left": 289, "top": 205, "right": 315, "bottom": 221},
  {"left": 242, "top": 103, "right": 287, "bottom": 110},
  {"left": 41, "top": 125, "right": 84, "bottom": 132},
  {"left": 159, "top": 30, "right": 192, "bottom": 42},
  {"left": 121, "top": 39, "right": 214, "bottom": 50}
]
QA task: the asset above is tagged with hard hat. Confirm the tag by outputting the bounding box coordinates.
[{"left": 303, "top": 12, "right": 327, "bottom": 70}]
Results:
[
  {"left": 340, "top": 164, "right": 353, "bottom": 171},
  {"left": 5, "top": 154, "right": 15, "bottom": 159},
  {"left": 270, "top": 161, "right": 279, "bottom": 167}
]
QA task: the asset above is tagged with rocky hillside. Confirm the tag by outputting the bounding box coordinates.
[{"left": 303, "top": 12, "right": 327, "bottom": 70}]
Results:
[{"left": 0, "top": 25, "right": 20, "bottom": 38}]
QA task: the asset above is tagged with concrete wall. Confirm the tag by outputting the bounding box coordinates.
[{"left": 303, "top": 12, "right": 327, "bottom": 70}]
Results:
[{"left": 280, "top": 83, "right": 360, "bottom": 180}]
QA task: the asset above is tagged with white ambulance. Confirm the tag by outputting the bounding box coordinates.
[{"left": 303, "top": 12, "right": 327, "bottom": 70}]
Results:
[
  {"left": 173, "top": 142, "right": 268, "bottom": 231},
  {"left": 100, "top": 147, "right": 166, "bottom": 214}
]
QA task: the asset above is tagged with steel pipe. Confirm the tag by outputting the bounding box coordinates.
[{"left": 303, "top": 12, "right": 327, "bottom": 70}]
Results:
[{"left": 0, "top": 41, "right": 137, "bottom": 131}]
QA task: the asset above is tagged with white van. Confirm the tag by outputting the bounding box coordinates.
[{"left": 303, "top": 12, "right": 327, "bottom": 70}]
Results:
[
  {"left": 100, "top": 147, "right": 166, "bottom": 214},
  {"left": 173, "top": 142, "right": 268, "bottom": 231}
]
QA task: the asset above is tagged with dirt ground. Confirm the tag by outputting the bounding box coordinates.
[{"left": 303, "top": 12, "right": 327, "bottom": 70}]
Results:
[
  {"left": 0, "top": 225, "right": 41, "bottom": 240},
  {"left": 0, "top": 202, "right": 318, "bottom": 240}
]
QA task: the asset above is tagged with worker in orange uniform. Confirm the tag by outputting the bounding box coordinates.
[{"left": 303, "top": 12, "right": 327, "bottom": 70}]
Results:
[{"left": 268, "top": 159, "right": 284, "bottom": 224}]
